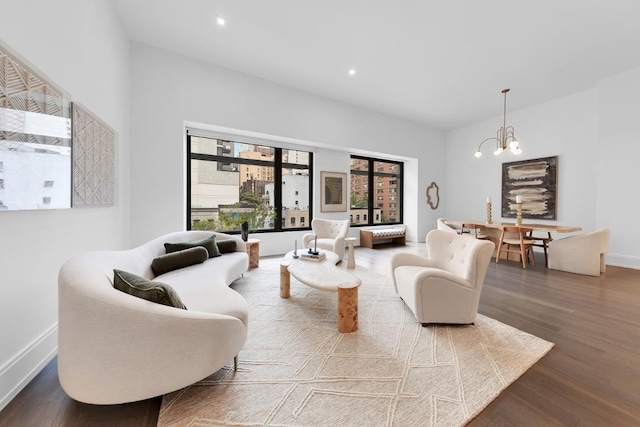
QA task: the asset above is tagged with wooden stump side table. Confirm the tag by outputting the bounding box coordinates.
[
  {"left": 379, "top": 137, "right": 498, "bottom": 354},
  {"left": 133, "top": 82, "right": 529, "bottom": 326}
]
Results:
[
  {"left": 338, "top": 281, "right": 361, "bottom": 333},
  {"left": 245, "top": 239, "right": 260, "bottom": 269}
]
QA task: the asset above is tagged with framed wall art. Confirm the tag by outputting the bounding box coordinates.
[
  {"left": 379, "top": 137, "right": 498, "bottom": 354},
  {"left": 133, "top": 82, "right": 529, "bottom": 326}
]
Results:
[
  {"left": 320, "top": 171, "right": 347, "bottom": 212},
  {"left": 0, "top": 42, "right": 72, "bottom": 211},
  {"left": 501, "top": 156, "right": 558, "bottom": 220}
]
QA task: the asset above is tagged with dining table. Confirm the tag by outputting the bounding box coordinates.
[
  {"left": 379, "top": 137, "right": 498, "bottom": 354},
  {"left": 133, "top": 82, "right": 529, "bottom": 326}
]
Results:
[
  {"left": 444, "top": 220, "right": 582, "bottom": 266},
  {"left": 444, "top": 220, "right": 582, "bottom": 234}
]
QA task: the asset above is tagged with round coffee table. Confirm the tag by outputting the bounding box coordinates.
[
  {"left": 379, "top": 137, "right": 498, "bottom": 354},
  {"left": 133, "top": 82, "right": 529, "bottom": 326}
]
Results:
[{"left": 280, "top": 250, "right": 362, "bottom": 333}]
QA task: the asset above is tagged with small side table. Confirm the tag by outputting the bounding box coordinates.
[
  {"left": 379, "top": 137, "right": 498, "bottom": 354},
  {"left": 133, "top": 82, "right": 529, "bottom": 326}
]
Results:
[
  {"left": 345, "top": 237, "right": 357, "bottom": 269},
  {"left": 245, "top": 239, "right": 260, "bottom": 269}
]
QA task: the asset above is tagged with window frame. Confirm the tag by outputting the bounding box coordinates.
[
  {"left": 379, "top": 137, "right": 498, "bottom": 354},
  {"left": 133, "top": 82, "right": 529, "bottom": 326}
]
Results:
[
  {"left": 350, "top": 154, "right": 403, "bottom": 227},
  {"left": 186, "top": 132, "right": 314, "bottom": 234}
]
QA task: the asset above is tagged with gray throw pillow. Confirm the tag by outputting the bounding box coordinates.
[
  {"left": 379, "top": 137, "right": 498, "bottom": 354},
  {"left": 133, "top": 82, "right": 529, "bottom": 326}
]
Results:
[
  {"left": 216, "top": 239, "right": 237, "bottom": 254},
  {"left": 151, "top": 246, "right": 208, "bottom": 276},
  {"left": 164, "top": 235, "right": 221, "bottom": 258},
  {"left": 113, "top": 269, "right": 187, "bottom": 310}
]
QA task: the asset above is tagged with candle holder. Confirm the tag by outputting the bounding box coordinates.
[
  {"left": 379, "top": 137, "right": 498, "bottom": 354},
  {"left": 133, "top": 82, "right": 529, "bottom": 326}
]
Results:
[
  {"left": 293, "top": 239, "right": 299, "bottom": 258},
  {"left": 308, "top": 234, "right": 319, "bottom": 255},
  {"left": 486, "top": 202, "right": 493, "bottom": 224},
  {"left": 516, "top": 203, "right": 523, "bottom": 227}
]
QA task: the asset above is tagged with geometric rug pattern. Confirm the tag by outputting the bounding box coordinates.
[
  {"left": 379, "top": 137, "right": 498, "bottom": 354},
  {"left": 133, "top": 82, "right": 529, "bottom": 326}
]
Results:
[{"left": 159, "top": 258, "right": 553, "bottom": 427}]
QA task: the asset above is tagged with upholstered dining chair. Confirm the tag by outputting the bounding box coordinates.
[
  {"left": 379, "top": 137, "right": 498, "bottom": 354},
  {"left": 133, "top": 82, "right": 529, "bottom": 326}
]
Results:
[
  {"left": 436, "top": 217, "right": 460, "bottom": 234},
  {"left": 496, "top": 226, "right": 536, "bottom": 269},
  {"left": 302, "top": 218, "right": 350, "bottom": 260},
  {"left": 548, "top": 228, "right": 610, "bottom": 276},
  {"left": 391, "top": 230, "right": 495, "bottom": 325},
  {"left": 460, "top": 223, "right": 491, "bottom": 240}
]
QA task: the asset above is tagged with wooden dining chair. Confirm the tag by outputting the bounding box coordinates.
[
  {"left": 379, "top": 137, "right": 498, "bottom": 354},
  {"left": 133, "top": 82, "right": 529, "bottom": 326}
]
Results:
[
  {"left": 460, "top": 223, "right": 491, "bottom": 240},
  {"left": 496, "top": 226, "right": 536, "bottom": 269},
  {"left": 527, "top": 231, "right": 552, "bottom": 267}
]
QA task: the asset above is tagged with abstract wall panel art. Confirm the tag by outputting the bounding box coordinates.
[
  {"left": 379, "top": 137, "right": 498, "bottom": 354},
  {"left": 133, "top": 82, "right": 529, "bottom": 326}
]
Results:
[
  {"left": 0, "top": 43, "right": 71, "bottom": 211},
  {"left": 501, "top": 156, "right": 558, "bottom": 220},
  {"left": 71, "top": 102, "right": 115, "bottom": 207}
]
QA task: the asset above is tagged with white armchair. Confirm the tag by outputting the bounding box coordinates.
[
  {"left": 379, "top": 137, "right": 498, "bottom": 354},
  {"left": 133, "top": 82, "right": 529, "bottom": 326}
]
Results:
[
  {"left": 391, "top": 229, "right": 495, "bottom": 325},
  {"left": 548, "top": 228, "right": 610, "bottom": 276},
  {"left": 302, "top": 218, "right": 350, "bottom": 260}
]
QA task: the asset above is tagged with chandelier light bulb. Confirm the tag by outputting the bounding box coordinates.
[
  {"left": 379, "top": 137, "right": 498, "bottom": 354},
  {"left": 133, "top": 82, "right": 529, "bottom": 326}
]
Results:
[
  {"left": 509, "top": 140, "right": 519, "bottom": 149},
  {"left": 512, "top": 147, "right": 522, "bottom": 155},
  {"left": 494, "top": 147, "right": 503, "bottom": 155},
  {"left": 475, "top": 151, "right": 482, "bottom": 158}
]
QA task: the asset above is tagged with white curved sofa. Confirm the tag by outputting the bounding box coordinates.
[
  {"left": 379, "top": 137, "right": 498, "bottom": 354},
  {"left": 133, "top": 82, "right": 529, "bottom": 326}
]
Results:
[{"left": 58, "top": 231, "right": 249, "bottom": 405}]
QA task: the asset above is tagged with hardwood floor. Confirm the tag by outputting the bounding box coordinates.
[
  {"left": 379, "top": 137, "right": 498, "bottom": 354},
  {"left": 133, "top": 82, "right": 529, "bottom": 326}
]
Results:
[
  {"left": 1, "top": 242, "right": 639, "bottom": 426},
  {"left": 0, "top": 358, "right": 161, "bottom": 427}
]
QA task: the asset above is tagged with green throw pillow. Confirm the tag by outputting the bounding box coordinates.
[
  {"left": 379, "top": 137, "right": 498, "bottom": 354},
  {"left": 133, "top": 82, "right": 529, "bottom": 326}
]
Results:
[
  {"left": 151, "top": 246, "right": 208, "bottom": 276},
  {"left": 113, "top": 269, "right": 187, "bottom": 310},
  {"left": 164, "top": 235, "right": 221, "bottom": 258},
  {"left": 216, "top": 239, "right": 237, "bottom": 254}
]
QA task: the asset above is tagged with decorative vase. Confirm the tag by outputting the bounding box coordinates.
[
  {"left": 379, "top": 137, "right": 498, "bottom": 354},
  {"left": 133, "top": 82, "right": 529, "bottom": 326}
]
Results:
[{"left": 241, "top": 221, "right": 249, "bottom": 242}]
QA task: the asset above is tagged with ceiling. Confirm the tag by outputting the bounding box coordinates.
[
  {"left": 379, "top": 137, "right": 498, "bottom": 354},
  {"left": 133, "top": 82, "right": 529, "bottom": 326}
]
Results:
[{"left": 112, "top": 0, "right": 640, "bottom": 130}]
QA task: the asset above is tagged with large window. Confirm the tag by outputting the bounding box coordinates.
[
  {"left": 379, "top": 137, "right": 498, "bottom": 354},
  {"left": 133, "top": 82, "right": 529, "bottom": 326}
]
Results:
[
  {"left": 350, "top": 155, "right": 403, "bottom": 226},
  {"left": 187, "top": 134, "right": 313, "bottom": 234}
]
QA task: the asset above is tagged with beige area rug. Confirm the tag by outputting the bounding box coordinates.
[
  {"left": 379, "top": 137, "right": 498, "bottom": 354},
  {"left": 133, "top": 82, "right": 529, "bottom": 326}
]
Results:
[{"left": 158, "top": 258, "right": 553, "bottom": 427}]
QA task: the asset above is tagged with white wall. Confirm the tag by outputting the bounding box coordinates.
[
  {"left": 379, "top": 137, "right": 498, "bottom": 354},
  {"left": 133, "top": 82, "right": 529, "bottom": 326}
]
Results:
[
  {"left": 129, "top": 43, "right": 446, "bottom": 255},
  {"left": 445, "top": 79, "right": 640, "bottom": 269},
  {"left": 596, "top": 67, "right": 640, "bottom": 268},
  {"left": 0, "top": 0, "right": 131, "bottom": 410}
]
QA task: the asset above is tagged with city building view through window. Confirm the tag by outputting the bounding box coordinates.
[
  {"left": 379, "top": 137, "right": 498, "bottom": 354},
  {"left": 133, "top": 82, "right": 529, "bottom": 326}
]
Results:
[
  {"left": 350, "top": 155, "right": 403, "bottom": 226},
  {"left": 187, "top": 135, "right": 312, "bottom": 233}
]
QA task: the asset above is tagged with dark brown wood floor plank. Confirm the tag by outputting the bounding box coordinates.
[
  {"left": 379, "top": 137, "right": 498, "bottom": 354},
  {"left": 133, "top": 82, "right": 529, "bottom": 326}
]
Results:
[
  {"left": 473, "top": 375, "right": 577, "bottom": 427},
  {"left": 1, "top": 243, "right": 639, "bottom": 426},
  {"left": 0, "top": 358, "right": 160, "bottom": 427}
]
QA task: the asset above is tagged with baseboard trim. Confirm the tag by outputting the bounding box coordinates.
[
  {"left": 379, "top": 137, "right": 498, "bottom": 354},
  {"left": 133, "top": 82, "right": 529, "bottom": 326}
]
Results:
[
  {"left": 607, "top": 253, "right": 640, "bottom": 271},
  {"left": 0, "top": 323, "right": 58, "bottom": 412}
]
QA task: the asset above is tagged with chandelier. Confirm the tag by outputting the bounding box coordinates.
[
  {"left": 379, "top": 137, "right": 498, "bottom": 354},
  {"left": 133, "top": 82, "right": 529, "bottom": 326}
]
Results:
[{"left": 474, "top": 88, "right": 521, "bottom": 157}]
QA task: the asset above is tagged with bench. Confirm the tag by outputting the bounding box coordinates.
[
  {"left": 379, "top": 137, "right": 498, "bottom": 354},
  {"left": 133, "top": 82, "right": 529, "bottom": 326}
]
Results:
[{"left": 360, "top": 227, "right": 406, "bottom": 248}]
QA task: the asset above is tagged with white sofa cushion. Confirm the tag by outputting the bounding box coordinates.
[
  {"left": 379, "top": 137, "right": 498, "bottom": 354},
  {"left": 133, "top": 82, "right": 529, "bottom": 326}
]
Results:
[
  {"left": 157, "top": 251, "right": 250, "bottom": 324},
  {"left": 370, "top": 227, "right": 405, "bottom": 238}
]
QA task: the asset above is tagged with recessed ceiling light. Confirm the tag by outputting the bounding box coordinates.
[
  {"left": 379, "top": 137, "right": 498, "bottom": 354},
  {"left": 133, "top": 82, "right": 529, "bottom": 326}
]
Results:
[
  {"left": 216, "top": 16, "right": 226, "bottom": 26},
  {"left": 348, "top": 68, "right": 357, "bottom": 76}
]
